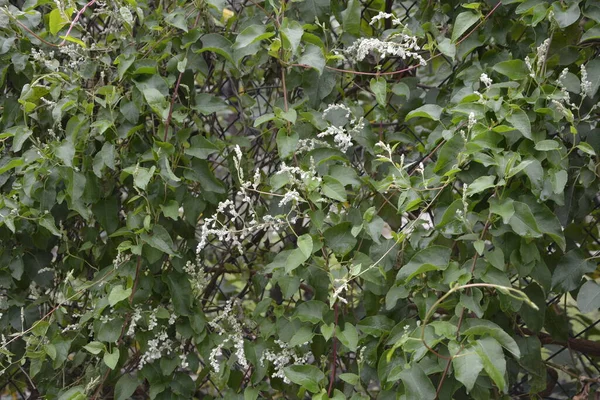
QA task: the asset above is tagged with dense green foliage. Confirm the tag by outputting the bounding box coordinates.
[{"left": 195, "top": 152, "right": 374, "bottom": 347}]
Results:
[{"left": 1, "top": 0, "right": 600, "bottom": 398}]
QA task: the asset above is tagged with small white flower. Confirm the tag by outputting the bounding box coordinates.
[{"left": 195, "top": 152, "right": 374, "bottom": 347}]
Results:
[
  {"left": 581, "top": 64, "right": 593, "bottom": 98},
  {"left": 525, "top": 56, "right": 535, "bottom": 78},
  {"left": 480, "top": 73, "right": 492, "bottom": 88},
  {"left": 536, "top": 38, "right": 551, "bottom": 72},
  {"left": 323, "top": 103, "right": 352, "bottom": 118},
  {"left": 346, "top": 35, "right": 426, "bottom": 66},
  {"left": 468, "top": 112, "right": 477, "bottom": 130},
  {"left": 369, "top": 12, "right": 402, "bottom": 26},
  {"left": 279, "top": 190, "right": 302, "bottom": 207}
]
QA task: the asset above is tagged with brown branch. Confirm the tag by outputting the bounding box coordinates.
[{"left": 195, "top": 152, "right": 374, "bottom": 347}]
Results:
[
  {"left": 520, "top": 328, "right": 600, "bottom": 357},
  {"left": 327, "top": 301, "right": 339, "bottom": 396},
  {"left": 60, "top": 0, "right": 97, "bottom": 46}
]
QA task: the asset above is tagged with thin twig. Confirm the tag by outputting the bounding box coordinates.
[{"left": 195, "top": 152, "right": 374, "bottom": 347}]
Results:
[{"left": 60, "top": 0, "right": 98, "bottom": 46}]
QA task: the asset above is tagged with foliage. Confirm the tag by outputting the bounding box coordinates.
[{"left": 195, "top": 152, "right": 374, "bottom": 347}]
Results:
[{"left": 1, "top": 0, "right": 600, "bottom": 398}]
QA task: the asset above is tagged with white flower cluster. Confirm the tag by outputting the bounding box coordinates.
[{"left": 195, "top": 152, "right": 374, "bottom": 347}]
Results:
[
  {"left": 260, "top": 340, "right": 313, "bottom": 383},
  {"left": 183, "top": 259, "right": 209, "bottom": 297},
  {"left": 580, "top": 64, "right": 593, "bottom": 98},
  {"left": 276, "top": 160, "right": 322, "bottom": 186},
  {"left": 535, "top": 38, "right": 551, "bottom": 74},
  {"left": 31, "top": 48, "right": 59, "bottom": 71},
  {"left": 112, "top": 250, "right": 131, "bottom": 268},
  {"left": 525, "top": 56, "right": 535, "bottom": 78},
  {"left": 279, "top": 190, "right": 302, "bottom": 207},
  {"left": 467, "top": 112, "right": 477, "bottom": 130},
  {"left": 147, "top": 309, "right": 158, "bottom": 330},
  {"left": 139, "top": 329, "right": 173, "bottom": 368},
  {"left": 346, "top": 35, "right": 426, "bottom": 66},
  {"left": 196, "top": 146, "right": 286, "bottom": 255},
  {"left": 208, "top": 299, "right": 249, "bottom": 373},
  {"left": 480, "top": 73, "right": 492, "bottom": 88},
  {"left": 296, "top": 138, "right": 331, "bottom": 152},
  {"left": 323, "top": 103, "right": 352, "bottom": 118},
  {"left": 369, "top": 11, "right": 402, "bottom": 26},
  {"left": 58, "top": 44, "right": 87, "bottom": 71},
  {"left": 317, "top": 107, "right": 365, "bottom": 153},
  {"left": 126, "top": 307, "right": 142, "bottom": 336},
  {"left": 317, "top": 125, "right": 353, "bottom": 152}
]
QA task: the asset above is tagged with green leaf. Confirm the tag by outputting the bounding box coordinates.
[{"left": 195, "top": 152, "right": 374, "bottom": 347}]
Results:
[
  {"left": 115, "top": 374, "right": 139, "bottom": 400},
  {"left": 185, "top": 136, "right": 219, "bottom": 159},
  {"left": 244, "top": 387, "right": 259, "bottom": 400},
  {"left": 506, "top": 109, "right": 532, "bottom": 139},
  {"left": 276, "top": 129, "right": 298, "bottom": 159},
  {"left": 475, "top": 337, "right": 507, "bottom": 392},
  {"left": 324, "top": 222, "right": 357, "bottom": 256},
  {"left": 434, "top": 134, "right": 466, "bottom": 173},
  {"left": 357, "top": 315, "right": 394, "bottom": 336},
  {"left": 165, "top": 271, "right": 193, "bottom": 316},
  {"left": 299, "top": 44, "right": 325, "bottom": 74},
  {"left": 341, "top": 0, "right": 361, "bottom": 36},
  {"left": 451, "top": 343, "right": 483, "bottom": 392},
  {"left": 551, "top": 250, "right": 596, "bottom": 292},
  {"left": 108, "top": 285, "right": 132, "bottom": 307},
  {"left": 397, "top": 246, "right": 451, "bottom": 283},
  {"left": 406, "top": 104, "right": 443, "bottom": 121},
  {"left": 577, "top": 280, "right": 600, "bottom": 313},
  {"left": 370, "top": 77, "right": 387, "bottom": 107},
  {"left": 493, "top": 60, "right": 529, "bottom": 80},
  {"left": 337, "top": 323, "right": 359, "bottom": 352},
  {"left": 197, "top": 34, "right": 234, "bottom": 64},
  {"left": 49, "top": 8, "right": 71, "bottom": 35},
  {"left": 233, "top": 25, "right": 274, "bottom": 50},
  {"left": 489, "top": 197, "right": 515, "bottom": 224},
  {"left": 103, "top": 348, "right": 120, "bottom": 370},
  {"left": 584, "top": 59, "right": 600, "bottom": 97},
  {"left": 58, "top": 387, "right": 86, "bottom": 400},
  {"left": 437, "top": 37, "right": 456, "bottom": 59},
  {"left": 552, "top": 1, "right": 580, "bottom": 28},
  {"left": 462, "top": 319, "right": 520, "bottom": 358},
  {"left": 56, "top": 141, "right": 75, "bottom": 167},
  {"left": 83, "top": 341, "right": 105, "bottom": 355},
  {"left": 519, "top": 196, "right": 566, "bottom": 251},
  {"left": 516, "top": 336, "right": 546, "bottom": 393},
  {"left": 191, "top": 160, "right": 226, "bottom": 194},
  {"left": 294, "top": 300, "right": 328, "bottom": 324},
  {"left": 141, "top": 225, "right": 176, "bottom": 255},
  {"left": 521, "top": 283, "right": 546, "bottom": 333},
  {"left": 6, "top": 125, "right": 32, "bottom": 152},
  {"left": 281, "top": 18, "right": 303, "bottom": 54},
  {"left": 97, "top": 318, "right": 124, "bottom": 343},
  {"left": 451, "top": 11, "right": 480, "bottom": 42},
  {"left": 581, "top": 25, "right": 600, "bottom": 43},
  {"left": 39, "top": 214, "right": 61, "bottom": 237},
  {"left": 508, "top": 201, "right": 542, "bottom": 238},
  {"left": 93, "top": 142, "right": 116, "bottom": 177},
  {"left": 322, "top": 176, "right": 347, "bottom": 202},
  {"left": 320, "top": 323, "right": 334, "bottom": 341},
  {"left": 466, "top": 175, "right": 496, "bottom": 196},
  {"left": 298, "top": 234, "right": 313, "bottom": 259},
  {"left": 289, "top": 326, "right": 315, "bottom": 347},
  {"left": 577, "top": 142, "right": 596, "bottom": 156},
  {"left": 398, "top": 364, "right": 436, "bottom": 400},
  {"left": 193, "top": 94, "right": 228, "bottom": 115},
  {"left": 0, "top": 157, "right": 24, "bottom": 174},
  {"left": 284, "top": 365, "right": 325, "bottom": 393},
  {"left": 534, "top": 140, "right": 560, "bottom": 151},
  {"left": 133, "top": 166, "right": 155, "bottom": 191},
  {"left": 265, "top": 248, "right": 309, "bottom": 273},
  {"left": 165, "top": 9, "right": 188, "bottom": 31}
]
